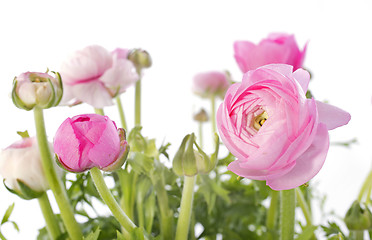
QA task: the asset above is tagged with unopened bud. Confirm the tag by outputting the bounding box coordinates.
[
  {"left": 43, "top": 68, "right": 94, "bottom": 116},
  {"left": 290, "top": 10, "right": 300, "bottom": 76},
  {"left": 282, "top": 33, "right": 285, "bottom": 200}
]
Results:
[
  {"left": 344, "top": 200, "right": 372, "bottom": 230},
  {"left": 193, "top": 109, "right": 209, "bottom": 122},
  {"left": 172, "top": 133, "right": 219, "bottom": 176},
  {"left": 12, "top": 71, "right": 63, "bottom": 110},
  {"left": 128, "top": 49, "right": 152, "bottom": 71}
]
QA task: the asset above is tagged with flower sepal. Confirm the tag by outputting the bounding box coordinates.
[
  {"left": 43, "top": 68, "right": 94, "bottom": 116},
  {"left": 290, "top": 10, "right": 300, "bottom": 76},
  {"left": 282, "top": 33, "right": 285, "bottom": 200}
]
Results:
[
  {"left": 3, "top": 179, "right": 44, "bottom": 200},
  {"left": 344, "top": 200, "right": 372, "bottom": 230},
  {"left": 172, "top": 133, "right": 218, "bottom": 176}
]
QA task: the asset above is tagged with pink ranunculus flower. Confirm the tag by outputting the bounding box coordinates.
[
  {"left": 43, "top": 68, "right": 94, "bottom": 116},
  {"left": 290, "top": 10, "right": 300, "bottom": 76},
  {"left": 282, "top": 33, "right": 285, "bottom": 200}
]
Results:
[
  {"left": 60, "top": 45, "right": 139, "bottom": 108},
  {"left": 54, "top": 114, "right": 129, "bottom": 173},
  {"left": 217, "top": 64, "right": 350, "bottom": 190},
  {"left": 0, "top": 137, "right": 52, "bottom": 199},
  {"left": 234, "top": 33, "right": 307, "bottom": 73},
  {"left": 12, "top": 71, "right": 63, "bottom": 110},
  {"left": 192, "top": 71, "right": 230, "bottom": 98}
]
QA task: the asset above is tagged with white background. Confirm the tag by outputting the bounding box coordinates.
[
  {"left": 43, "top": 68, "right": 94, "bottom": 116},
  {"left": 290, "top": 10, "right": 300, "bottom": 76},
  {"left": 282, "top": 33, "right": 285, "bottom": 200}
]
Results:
[{"left": 0, "top": 0, "right": 371, "bottom": 239}]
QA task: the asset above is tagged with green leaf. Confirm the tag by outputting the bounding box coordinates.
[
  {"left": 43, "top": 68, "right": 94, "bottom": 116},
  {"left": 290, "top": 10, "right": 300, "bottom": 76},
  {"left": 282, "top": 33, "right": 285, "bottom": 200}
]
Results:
[
  {"left": 1, "top": 203, "right": 15, "bottom": 225},
  {"left": 16, "top": 130, "right": 29, "bottom": 139},
  {"left": 83, "top": 228, "right": 101, "bottom": 240},
  {"left": 128, "top": 152, "right": 154, "bottom": 174},
  {"left": 295, "top": 225, "right": 317, "bottom": 240}
]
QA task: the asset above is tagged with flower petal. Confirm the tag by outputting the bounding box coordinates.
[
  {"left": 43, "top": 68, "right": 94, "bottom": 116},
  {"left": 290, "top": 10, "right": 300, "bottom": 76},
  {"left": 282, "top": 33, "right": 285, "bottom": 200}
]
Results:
[
  {"left": 71, "top": 81, "right": 113, "bottom": 108},
  {"left": 316, "top": 100, "right": 351, "bottom": 130},
  {"left": 293, "top": 68, "right": 310, "bottom": 93},
  {"left": 267, "top": 123, "right": 329, "bottom": 190}
]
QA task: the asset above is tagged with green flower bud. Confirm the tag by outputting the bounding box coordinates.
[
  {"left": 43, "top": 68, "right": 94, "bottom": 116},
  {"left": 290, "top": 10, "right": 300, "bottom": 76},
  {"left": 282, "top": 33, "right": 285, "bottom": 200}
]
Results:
[
  {"left": 128, "top": 49, "right": 152, "bottom": 70},
  {"left": 12, "top": 71, "right": 63, "bottom": 110},
  {"left": 172, "top": 133, "right": 219, "bottom": 176},
  {"left": 344, "top": 200, "right": 372, "bottom": 230}
]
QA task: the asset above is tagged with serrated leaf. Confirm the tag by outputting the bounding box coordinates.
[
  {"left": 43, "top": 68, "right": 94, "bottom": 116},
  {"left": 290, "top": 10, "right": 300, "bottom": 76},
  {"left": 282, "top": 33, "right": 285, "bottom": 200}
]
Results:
[
  {"left": 1, "top": 203, "right": 15, "bottom": 225},
  {"left": 83, "top": 228, "right": 100, "bottom": 240}
]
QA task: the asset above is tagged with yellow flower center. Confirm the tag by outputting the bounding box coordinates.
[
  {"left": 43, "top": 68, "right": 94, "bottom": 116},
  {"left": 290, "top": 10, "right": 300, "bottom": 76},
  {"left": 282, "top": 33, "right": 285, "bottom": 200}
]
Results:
[{"left": 252, "top": 111, "right": 268, "bottom": 131}]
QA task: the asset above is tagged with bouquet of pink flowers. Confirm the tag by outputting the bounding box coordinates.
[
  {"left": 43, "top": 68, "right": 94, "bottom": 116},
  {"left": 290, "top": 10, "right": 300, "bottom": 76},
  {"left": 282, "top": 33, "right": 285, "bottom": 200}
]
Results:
[{"left": 2, "top": 33, "right": 366, "bottom": 240}]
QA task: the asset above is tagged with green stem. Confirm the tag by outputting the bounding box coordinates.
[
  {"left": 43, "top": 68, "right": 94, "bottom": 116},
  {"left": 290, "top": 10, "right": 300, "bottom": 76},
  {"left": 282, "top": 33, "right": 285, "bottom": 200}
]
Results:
[
  {"left": 210, "top": 94, "right": 216, "bottom": 136},
  {"left": 358, "top": 169, "right": 372, "bottom": 202},
  {"left": 94, "top": 108, "right": 105, "bottom": 115},
  {"left": 152, "top": 173, "right": 173, "bottom": 239},
  {"left": 116, "top": 96, "right": 128, "bottom": 130},
  {"left": 266, "top": 190, "right": 279, "bottom": 239},
  {"left": 280, "top": 189, "right": 296, "bottom": 240},
  {"left": 38, "top": 192, "right": 62, "bottom": 239},
  {"left": 175, "top": 176, "right": 196, "bottom": 240},
  {"left": 295, "top": 188, "right": 312, "bottom": 226},
  {"left": 135, "top": 79, "right": 141, "bottom": 126},
  {"left": 352, "top": 230, "right": 364, "bottom": 240},
  {"left": 198, "top": 122, "right": 203, "bottom": 148},
  {"left": 90, "top": 167, "right": 136, "bottom": 238},
  {"left": 34, "top": 108, "right": 82, "bottom": 240}
]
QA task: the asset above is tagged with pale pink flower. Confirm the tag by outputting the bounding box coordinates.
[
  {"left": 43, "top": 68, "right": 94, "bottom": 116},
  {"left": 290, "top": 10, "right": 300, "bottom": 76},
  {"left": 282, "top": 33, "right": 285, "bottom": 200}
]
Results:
[
  {"left": 12, "top": 71, "right": 63, "bottom": 110},
  {"left": 193, "top": 71, "right": 230, "bottom": 98},
  {"left": 54, "top": 114, "right": 129, "bottom": 173},
  {"left": 217, "top": 64, "right": 350, "bottom": 190},
  {"left": 60, "top": 45, "right": 138, "bottom": 108},
  {"left": 0, "top": 137, "right": 50, "bottom": 195},
  {"left": 234, "top": 33, "right": 307, "bottom": 73}
]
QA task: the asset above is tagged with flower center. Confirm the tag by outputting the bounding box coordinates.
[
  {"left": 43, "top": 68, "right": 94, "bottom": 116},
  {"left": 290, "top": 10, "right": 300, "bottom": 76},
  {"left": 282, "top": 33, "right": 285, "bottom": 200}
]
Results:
[{"left": 252, "top": 111, "right": 268, "bottom": 131}]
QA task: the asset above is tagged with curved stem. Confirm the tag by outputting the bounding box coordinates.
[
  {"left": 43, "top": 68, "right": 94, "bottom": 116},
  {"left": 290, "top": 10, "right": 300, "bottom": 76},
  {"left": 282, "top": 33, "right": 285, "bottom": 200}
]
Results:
[
  {"left": 90, "top": 167, "right": 136, "bottom": 237},
  {"left": 280, "top": 189, "right": 296, "bottom": 240},
  {"left": 295, "top": 188, "right": 312, "bottom": 226},
  {"left": 116, "top": 96, "right": 128, "bottom": 130},
  {"left": 358, "top": 169, "right": 372, "bottom": 202},
  {"left": 38, "top": 192, "right": 62, "bottom": 239},
  {"left": 266, "top": 190, "right": 279, "bottom": 239},
  {"left": 94, "top": 108, "right": 105, "bottom": 115},
  {"left": 34, "top": 108, "right": 82, "bottom": 240},
  {"left": 135, "top": 79, "right": 142, "bottom": 126},
  {"left": 175, "top": 176, "right": 196, "bottom": 240}
]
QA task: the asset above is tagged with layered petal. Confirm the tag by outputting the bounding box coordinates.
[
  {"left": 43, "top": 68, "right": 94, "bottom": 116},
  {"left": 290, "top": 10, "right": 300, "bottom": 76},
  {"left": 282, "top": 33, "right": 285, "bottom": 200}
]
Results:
[{"left": 267, "top": 123, "right": 329, "bottom": 190}]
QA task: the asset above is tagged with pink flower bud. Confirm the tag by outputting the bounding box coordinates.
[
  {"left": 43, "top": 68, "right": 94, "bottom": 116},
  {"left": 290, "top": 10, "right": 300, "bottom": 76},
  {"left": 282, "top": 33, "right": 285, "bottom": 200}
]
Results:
[
  {"left": 217, "top": 64, "right": 350, "bottom": 190},
  {"left": 54, "top": 114, "right": 129, "bottom": 173},
  {"left": 192, "top": 71, "right": 230, "bottom": 98},
  {"left": 60, "top": 45, "right": 139, "bottom": 108},
  {"left": 12, "top": 71, "right": 63, "bottom": 110},
  {"left": 234, "top": 33, "right": 307, "bottom": 73},
  {"left": 0, "top": 137, "right": 50, "bottom": 198}
]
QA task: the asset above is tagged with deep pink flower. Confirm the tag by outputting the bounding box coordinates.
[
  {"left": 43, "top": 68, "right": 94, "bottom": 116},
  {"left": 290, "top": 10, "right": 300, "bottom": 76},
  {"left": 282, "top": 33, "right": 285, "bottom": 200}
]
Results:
[
  {"left": 217, "top": 64, "right": 350, "bottom": 190},
  {"left": 234, "top": 33, "right": 307, "bottom": 73},
  {"left": 60, "top": 45, "right": 138, "bottom": 108},
  {"left": 54, "top": 114, "right": 129, "bottom": 172},
  {"left": 193, "top": 71, "right": 230, "bottom": 98}
]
